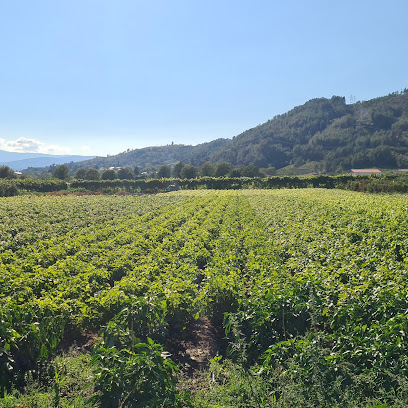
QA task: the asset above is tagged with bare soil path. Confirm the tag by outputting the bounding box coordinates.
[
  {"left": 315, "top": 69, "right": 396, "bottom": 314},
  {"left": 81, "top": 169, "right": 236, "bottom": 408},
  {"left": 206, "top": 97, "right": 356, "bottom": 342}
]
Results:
[{"left": 166, "top": 317, "right": 225, "bottom": 375}]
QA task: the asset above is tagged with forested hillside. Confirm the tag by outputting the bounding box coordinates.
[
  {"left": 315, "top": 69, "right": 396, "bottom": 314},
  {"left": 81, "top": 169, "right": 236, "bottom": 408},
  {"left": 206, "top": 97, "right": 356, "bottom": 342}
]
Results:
[
  {"left": 67, "top": 138, "right": 230, "bottom": 172},
  {"left": 30, "top": 90, "right": 408, "bottom": 174},
  {"left": 214, "top": 90, "right": 408, "bottom": 172}
]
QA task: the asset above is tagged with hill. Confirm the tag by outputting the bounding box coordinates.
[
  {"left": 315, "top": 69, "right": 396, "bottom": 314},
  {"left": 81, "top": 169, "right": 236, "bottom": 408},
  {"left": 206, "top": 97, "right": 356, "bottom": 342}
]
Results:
[
  {"left": 53, "top": 138, "right": 230, "bottom": 172},
  {"left": 0, "top": 151, "right": 95, "bottom": 171},
  {"left": 25, "top": 89, "right": 408, "bottom": 174},
  {"left": 213, "top": 90, "right": 408, "bottom": 172}
]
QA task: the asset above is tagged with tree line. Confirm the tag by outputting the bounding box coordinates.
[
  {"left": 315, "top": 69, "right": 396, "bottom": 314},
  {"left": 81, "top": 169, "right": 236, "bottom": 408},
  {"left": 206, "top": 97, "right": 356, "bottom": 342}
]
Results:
[
  {"left": 3, "top": 164, "right": 408, "bottom": 196},
  {"left": 49, "top": 162, "right": 266, "bottom": 181}
]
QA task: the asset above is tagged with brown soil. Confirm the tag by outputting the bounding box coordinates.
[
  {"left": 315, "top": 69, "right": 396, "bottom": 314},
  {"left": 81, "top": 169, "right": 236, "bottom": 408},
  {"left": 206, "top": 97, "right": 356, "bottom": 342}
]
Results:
[
  {"left": 57, "top": 317, "right": 224, "bottom": 377},
  {"left": 166, "top": 317, "right": 225, "bottom": 375},
  {"left": 58, "top": 329, "right": 100, "bottom": 354}
]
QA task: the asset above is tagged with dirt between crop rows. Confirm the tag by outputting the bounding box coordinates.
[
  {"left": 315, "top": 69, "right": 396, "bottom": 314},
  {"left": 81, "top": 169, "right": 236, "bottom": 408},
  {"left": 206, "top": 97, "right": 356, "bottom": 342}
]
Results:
[
  {"left": 166, "top": 317, "right": 226, "bottom": 375},
  {"left": 58, "top": 316, "right": 224, "bottom": 377}
]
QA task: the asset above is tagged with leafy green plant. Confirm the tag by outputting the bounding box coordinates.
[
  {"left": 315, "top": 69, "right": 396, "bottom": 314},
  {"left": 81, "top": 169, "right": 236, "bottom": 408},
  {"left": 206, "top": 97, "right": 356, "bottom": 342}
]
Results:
[{"left": 91, "top": 321, "right": 183, "bottom": 407}]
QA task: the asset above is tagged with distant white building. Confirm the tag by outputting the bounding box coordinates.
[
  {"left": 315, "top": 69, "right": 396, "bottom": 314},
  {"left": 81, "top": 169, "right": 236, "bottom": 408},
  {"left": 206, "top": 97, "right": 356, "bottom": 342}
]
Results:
[{"left": 350, "top": 169, "right": 381, "bottom": 176}]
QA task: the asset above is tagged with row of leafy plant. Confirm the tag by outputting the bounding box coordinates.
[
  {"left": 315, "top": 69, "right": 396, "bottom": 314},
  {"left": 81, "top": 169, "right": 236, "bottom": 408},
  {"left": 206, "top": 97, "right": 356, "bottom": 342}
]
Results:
[
  {"left": 2, "top": 190, "right": 408, "bottom": 406},
  {"left": 1, "top": 191, "right": 246, "bottom": 405},
  {"left": 0, "top": 193, "right": 193, "bottom": 398},
  {"left": 220, "top": 189, "right": 408, "bottom": 406}
]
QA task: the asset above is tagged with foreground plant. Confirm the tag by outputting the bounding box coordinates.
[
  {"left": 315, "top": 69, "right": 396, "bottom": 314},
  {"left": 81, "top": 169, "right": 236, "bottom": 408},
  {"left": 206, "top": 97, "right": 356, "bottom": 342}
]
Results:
[{"left": 90, "top": 299, "right": 188, "bottom": 408}]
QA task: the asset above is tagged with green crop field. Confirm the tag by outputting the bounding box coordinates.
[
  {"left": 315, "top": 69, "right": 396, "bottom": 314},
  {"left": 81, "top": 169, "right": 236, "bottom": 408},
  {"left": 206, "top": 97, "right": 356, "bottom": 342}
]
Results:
[{"left": 1, "top": 190, "right": 408, "bottom": 407}]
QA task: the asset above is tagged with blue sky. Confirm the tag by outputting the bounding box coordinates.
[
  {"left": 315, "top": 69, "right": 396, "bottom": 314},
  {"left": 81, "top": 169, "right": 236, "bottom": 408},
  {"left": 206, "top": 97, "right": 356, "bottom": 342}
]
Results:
[{"left": 0, "top": 0, "right": 407, "bottom": 156}]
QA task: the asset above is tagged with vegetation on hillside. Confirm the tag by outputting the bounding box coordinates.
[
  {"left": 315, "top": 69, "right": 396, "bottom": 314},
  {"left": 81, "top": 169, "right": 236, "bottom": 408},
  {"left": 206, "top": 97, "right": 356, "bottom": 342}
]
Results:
[
  {"left": 213, "top": 90, "right": 408, "bottom": 172},
  {"left": 64, "top": 139, "right": 230, "bottom": 173},
  {"left": 23, "top": 89, "right": 408, "bottom": 176}
]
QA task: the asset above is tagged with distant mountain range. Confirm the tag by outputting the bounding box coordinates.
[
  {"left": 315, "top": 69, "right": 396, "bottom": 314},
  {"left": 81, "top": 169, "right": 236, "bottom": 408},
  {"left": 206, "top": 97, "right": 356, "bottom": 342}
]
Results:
[
  {"left": 0, "top": 151, "right": 95, "bottom": 171},
  {"left": 21, "top": 89, "right": 408, "bottom": 174}
]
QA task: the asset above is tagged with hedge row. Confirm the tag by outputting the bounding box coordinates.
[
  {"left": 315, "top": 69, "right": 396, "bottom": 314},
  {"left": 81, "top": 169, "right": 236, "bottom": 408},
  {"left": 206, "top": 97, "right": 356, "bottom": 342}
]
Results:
[
  {"left": 0, "top": 179, "right": 68, "bottom": 196},
  {"left": 2, "top": 174, "right": 408, "bottom": 196},
  {"left": 70, "top": 175, "right": 358, "bottom": 193}
]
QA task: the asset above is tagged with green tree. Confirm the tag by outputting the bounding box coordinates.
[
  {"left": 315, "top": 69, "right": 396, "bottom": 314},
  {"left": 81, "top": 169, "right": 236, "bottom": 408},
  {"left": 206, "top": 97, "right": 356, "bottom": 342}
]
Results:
[
  {"left": 215, "top": 162, "right": 232, "bottom": 177},
  {"left": 240, "top": 165, "right": 260, "bottom": 177},
  {"left": 157, "top": 165, "right": 171, "bottom": 178},
  {"left": 229, "top": 168, "right": 242, "bottom": 177},
  {"left": 200, "top": 162, "right": 215, "bottom": 177},
  {"left": 53, "top": 165, "right": 70, "bottom": 180},
  {"left": 117, "top": 167, "right": 134, "bottom": 180},
  {"left": 101, "top": 169, "right": 117, "bottom": 180},
  {"left": 180, "top": 165, "right": 198, "bottom": 179},
  {"left": 172, "top": 162, "right": 184, "bottom": 178},
  {"left": 259, "top": 166, "right": 276, "bottom": 176},
  {"left": 0, "top": 166, "right": 16, "bottom": 179},
  {"left": 85, "top": 168, "right": 100, "bottom": 180},
  {"left": 74, "top": 168, "right": 87, "bottom": 179},
  {"left": 134, "top": 166, "right": 140, "bottom": 177}
]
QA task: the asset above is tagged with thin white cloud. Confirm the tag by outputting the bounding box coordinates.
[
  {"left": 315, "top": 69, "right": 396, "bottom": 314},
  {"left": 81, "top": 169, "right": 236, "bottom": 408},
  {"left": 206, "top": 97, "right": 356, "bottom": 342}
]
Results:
[
  {"left": 43, "top": 144, "right": 72, "bottom": 155},
  {"left": 0, "top": 137, "right": 71, "bottom": 155}
]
